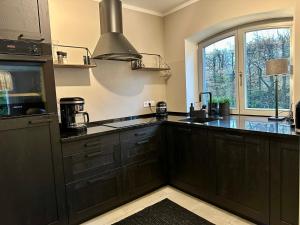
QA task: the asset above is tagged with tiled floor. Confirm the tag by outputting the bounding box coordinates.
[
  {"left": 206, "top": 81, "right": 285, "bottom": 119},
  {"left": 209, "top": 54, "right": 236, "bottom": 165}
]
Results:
[{"left": 82, "top": 186, "right": 254, "bottom": 225}]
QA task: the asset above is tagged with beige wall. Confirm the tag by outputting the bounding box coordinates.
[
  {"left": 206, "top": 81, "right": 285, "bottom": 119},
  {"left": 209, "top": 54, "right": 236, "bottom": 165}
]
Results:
[
  {"left": 48, "top": 0, "right": 166, "bottom": 121},
  {"left": 164, "top": 0, "right": 296, "bottom": 112}
]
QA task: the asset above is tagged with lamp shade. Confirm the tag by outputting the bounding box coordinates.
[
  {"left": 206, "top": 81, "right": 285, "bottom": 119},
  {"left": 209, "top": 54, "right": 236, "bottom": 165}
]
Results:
[{"left": 266, "top": 58, "right": 289, "bottom": 76}]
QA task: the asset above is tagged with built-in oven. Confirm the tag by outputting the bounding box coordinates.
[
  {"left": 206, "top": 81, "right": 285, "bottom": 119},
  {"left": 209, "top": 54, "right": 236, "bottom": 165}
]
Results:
[{"left": 0, "top": 39, "right": 57, "bottom": 118}]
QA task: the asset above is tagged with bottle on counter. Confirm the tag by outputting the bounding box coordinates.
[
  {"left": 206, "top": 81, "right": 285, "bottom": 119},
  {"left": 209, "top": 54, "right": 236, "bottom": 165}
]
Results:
[{"left": 189, "top": 103, "right": 194, "bottom": 117}]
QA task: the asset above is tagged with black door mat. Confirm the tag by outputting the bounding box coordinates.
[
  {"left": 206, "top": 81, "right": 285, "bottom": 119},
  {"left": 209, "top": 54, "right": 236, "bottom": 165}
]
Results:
[{"left": 112, "top": 198, "right": 215, "bottom": 225}]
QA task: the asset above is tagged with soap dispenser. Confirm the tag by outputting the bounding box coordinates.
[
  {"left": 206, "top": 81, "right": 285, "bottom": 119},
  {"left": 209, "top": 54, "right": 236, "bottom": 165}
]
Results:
[{"left": 189, "top": 103, "right": 194, "bottom": 117}]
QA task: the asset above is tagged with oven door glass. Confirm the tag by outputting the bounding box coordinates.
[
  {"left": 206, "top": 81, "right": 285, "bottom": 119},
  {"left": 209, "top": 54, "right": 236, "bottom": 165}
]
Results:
[{"left": 0, "top": 62, "right": 46, "bottom": 117}]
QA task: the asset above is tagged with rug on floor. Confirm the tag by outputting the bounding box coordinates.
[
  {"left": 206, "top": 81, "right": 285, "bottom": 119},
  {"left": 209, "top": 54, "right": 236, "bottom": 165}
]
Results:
[{"left": 112, "top": 198, "right": 215, "bottom": 225}]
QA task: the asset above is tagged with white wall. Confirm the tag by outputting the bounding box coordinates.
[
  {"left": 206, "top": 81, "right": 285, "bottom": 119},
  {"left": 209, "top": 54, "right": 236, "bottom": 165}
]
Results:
[
  {"left": 48, "top": 0, "right": 166, "bottom": 121},
  {"left": 163, "top": 0, "right": 296, "bottom": 112}
]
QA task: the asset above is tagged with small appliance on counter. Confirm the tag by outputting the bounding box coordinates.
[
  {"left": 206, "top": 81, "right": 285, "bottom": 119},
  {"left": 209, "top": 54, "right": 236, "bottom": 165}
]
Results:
[
  {"left": 60, "top": 97, "right": 89, "bottom": 134},
  {"left": 295, "top": 101, "right": 300, "bottom": 133},
  {"left": 156, "top": 101, "right": 167, "bottom": 118}
]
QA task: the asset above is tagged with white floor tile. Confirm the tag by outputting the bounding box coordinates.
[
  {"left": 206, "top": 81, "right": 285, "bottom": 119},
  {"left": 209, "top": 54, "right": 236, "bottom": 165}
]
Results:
[{"left": 82, "top": 186, "right": 254, "bottom": 225}]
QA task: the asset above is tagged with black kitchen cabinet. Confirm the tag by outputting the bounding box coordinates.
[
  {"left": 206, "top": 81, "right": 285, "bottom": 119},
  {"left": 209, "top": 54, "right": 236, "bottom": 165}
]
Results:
[
  {"left": 60, "top": 121, "right": 299, "bottom": 225},
  {"left": 0, "top": 0, "right": 51, "bottom": 42},
  {"left": 121, "top": 125, "right": 167, "bottom": 200},
  {"left": 167, "top": 125, "right": 214, "bottom": 200},
  {"left": 124, "top": 158, "right": 165, "bottom": 199},
  {"left": 62, "top": 133, "right": 121, "bottom": 184},
  {"left": 66, "top": 168, "right": 123, "bottom": 225},
  {"left": 270, "top": 136, "right": 299, "bottom": 225},
  {"left": 61, "top": 125, "right": 167, "bottom": 224},
  {"left": 212, "top": 131, "right": 269, "bottom": 224},
  {"left": 62, "top": 132, "right": 122, "bottom": 224},
  {"left": 0, "top": 115, "right": 66, "bottom": 225}
]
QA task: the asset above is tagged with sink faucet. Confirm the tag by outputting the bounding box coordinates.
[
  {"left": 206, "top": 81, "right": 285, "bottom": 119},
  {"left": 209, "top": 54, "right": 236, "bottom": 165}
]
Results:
[{"left": 199, "top": 92, "right": 212, "bottom": 116}]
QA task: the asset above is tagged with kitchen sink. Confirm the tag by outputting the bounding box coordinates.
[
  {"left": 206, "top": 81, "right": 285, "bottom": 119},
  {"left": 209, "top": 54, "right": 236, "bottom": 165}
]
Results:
[{"left": 180, "top": 117, "right": 219, "bottom": 123}]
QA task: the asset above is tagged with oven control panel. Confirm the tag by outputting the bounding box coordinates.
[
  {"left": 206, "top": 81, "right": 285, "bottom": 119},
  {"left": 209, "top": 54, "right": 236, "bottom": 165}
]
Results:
[{"left": 0, "top": 39, "right": 43, "bottom": 56}]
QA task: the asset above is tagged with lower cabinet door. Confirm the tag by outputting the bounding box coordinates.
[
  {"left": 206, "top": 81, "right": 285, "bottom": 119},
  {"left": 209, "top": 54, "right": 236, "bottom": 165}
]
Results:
[
  {"left": 124, "top": 159, "right": 166, "bottom": 200},
  {"left": 167, "top": 126, "right": 213, "bottom": 200},
  {"left": 0, "top": 117, "right": 63, "bottom": 225},
  {"left": 213, "top": 132, "right": 269, "bottom": 224},
  {"left": 270, "top": 137, "right": 299, "bottom": 225},
  {"left": 66, "top": 168, "right": 122, "bottom": 225}
]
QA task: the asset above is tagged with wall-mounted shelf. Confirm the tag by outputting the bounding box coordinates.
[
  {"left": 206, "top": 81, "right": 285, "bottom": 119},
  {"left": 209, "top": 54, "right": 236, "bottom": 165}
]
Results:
[
  {"left": 131, "top": 53, "right": 171, "bottom": 80},
  {"left": 132, "top": 67, "right": 170, "bottom": 71},
  {"left": 52, "top": 44, "right": 96, "bottom": 69},
  {"left": 53, "top": 64, "right": 97, "bottom": 69},
  {"left": 131, "top": 53, "right": 171, "bottom": 71}
]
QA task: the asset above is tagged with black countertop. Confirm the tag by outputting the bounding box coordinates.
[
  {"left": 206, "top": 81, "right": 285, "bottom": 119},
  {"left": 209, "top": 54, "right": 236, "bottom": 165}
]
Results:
[
  {"left": 176, "top": 115, "right": 297, "bottom": 136},
  {"left": 60, "top": 125, "right": 119, "bottom": 143},
  {"left": 60, "top": 115, "right": 299, "bottom": 142}
]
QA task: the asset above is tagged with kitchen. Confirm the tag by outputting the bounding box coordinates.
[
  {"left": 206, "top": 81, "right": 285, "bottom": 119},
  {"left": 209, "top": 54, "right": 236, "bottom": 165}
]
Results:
[{"left": 0, "top": 0, "right": 299, "bottom": 225}]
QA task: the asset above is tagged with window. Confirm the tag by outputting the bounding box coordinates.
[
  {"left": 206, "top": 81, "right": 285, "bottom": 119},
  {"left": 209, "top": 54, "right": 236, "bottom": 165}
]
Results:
[{"left": 199, "top": 21, "right": 292, "bottom": 115}]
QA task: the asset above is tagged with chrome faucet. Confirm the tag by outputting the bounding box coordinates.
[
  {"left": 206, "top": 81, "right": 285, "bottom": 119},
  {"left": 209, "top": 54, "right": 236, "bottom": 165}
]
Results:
[{"left": 199, "top": 92, "right": 212, "bottom": 116}]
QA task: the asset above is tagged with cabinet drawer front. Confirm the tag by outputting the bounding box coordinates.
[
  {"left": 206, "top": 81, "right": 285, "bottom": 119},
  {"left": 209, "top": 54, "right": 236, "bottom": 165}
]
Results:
[
  {"left": 62, "top": 133, "right": 119, "bottom": 156},
  {"left": 64, "top": 143, "right": 121, "bottom": 183},
  {"left": 121, "top": 126, "right": 162, "bottom": 164},
  {"left": 66, "top": 169, "right": 122, "bottom": 225},
  {"left": 120, "top": 125, "right": 160, "bottom": 142},
  {"left": 122, "top": 135, "right": 162, "bottom": 164}
]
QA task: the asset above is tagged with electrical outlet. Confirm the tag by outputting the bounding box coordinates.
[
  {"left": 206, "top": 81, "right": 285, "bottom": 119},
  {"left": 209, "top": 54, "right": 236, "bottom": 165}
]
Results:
[{"left": 144, "top": 100, "right": 156, "bottom": 108}]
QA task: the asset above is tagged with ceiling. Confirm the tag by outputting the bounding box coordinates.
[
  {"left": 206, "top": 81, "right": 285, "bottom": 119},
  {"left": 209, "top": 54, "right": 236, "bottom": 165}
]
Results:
[{"left": 121, "top": 0, "right": 191, "bottom": 14}]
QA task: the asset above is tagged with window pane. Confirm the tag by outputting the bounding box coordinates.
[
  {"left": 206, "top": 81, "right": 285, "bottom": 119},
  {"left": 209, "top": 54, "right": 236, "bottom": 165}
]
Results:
[
  {"left": 245, "top": 28, "right": 291, "bottom": 110},
  {"left": 203, "top": 36, "right": 236, "bottom": 108}
]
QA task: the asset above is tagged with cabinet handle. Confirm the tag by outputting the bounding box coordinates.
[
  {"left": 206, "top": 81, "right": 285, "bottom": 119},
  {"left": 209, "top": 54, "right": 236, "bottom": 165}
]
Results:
[
  {"left": 28, "top": 119, "right": 52, "bottom": 125},
  {"left": 136, "top": 140, "right": 150, "bottom": 145},
  {"left": 85, "top": 151, "right": 104, "bottom": 158},
  {"left": 84, "top": 141, "right": 102, "bottom": 148},
  {"left": 135, "top": 132, "right": 146, "bottom": 136},
  {"left": 18, "top": 34, "right": 45, "bottom": 43}
]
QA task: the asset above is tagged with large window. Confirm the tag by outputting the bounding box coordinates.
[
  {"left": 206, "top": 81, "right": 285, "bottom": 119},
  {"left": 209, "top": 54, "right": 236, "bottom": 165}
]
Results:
[{"left": 200, "top": 21, "right": 292, "bottom": 115}]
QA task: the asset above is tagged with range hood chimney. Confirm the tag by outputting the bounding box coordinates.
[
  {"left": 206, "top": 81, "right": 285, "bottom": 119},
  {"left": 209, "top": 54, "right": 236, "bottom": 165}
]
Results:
[{"left": 92, "top": 0, "right": 142, "bottom": 61}]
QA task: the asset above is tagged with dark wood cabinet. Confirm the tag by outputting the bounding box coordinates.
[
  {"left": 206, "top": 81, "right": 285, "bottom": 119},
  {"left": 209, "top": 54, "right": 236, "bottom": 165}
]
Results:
[
  {"left": 0, "top": 0, "right": 51, "bottom": 42},
  {"left": 0, "top": 115, "right": 66, "bottom": 225},
  {"left": 270, "top": 136, "right": 299, "bottom": 225},
  {"left": 66, "top": 168, "right": 122, "bottom": 225},
  {"left": 60, "top": 121, "right": 299, "bottom": 225},
  {"left": 62, "top": 133, "right": 122, "bottom": 224},
  {"left": 167, "top": 125, "right": 214, "bottom": 200},
  {"left": 62, "top": 125, "right": 167, "bottom": 224},
  {"left": 124, "top": 159, "right": 165, "bottom": 199},
  {"left": 212, "top": 131, "right": 269, "bottom": 224},
  {"left": 121, "top": 125, "right": 167, "bottom": 201},
  {"left": 62, "top": 133, "right": 121, "bottom": 184}
]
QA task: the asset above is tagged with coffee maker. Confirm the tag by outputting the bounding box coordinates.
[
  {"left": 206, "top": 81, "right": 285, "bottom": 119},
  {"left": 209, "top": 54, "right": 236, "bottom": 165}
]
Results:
[
  {"left": 60, "top": 97, "right": 89, "bottom": 133},
  {"left": 156, "top": 101, "right": 167, "bottom": 118}
]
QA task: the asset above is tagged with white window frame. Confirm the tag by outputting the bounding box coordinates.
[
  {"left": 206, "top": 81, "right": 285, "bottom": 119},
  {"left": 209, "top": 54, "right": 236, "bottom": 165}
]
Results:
[{"left": 199, "top": 19, "right": 293, "bottom": 116}]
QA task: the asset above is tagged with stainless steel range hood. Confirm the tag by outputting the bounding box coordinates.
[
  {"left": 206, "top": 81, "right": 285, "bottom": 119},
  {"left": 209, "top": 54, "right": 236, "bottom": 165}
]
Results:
[{"left": 92, "top": 0, "right": 142, "bottom": 61}]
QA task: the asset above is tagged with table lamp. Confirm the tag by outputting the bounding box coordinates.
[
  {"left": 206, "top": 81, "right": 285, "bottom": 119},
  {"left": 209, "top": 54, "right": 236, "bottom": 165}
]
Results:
[{"left": 265, "top": 58, "right": 289, "bottom": 121}]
